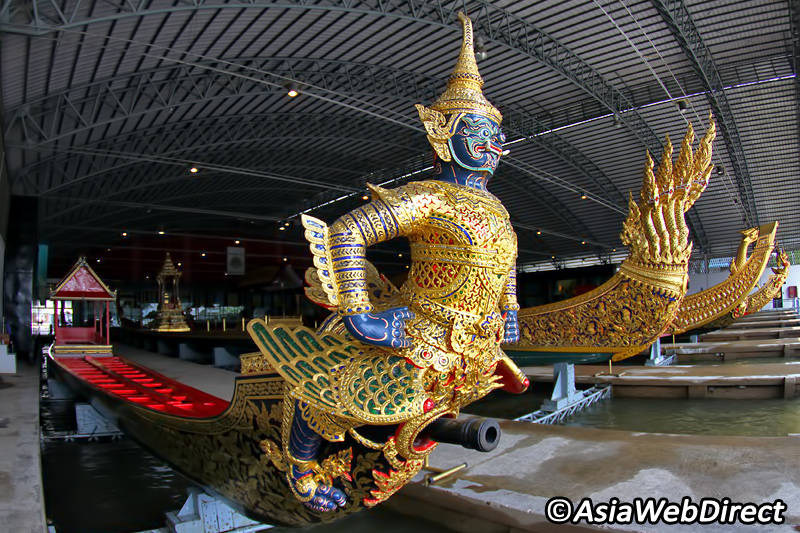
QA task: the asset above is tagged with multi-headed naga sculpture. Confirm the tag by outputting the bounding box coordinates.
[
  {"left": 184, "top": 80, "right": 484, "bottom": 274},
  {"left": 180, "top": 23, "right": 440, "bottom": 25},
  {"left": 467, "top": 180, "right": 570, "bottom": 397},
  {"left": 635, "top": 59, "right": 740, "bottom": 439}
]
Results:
[{"left": 511, "top": 117, "right": 717, "bottom": 361}]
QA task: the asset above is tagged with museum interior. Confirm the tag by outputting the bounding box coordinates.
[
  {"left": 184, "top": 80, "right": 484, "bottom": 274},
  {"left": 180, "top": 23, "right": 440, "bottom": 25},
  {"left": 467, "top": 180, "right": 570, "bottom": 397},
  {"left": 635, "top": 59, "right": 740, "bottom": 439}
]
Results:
[{"left": 1, "top": 1, "right": 800, "bottom": 532}]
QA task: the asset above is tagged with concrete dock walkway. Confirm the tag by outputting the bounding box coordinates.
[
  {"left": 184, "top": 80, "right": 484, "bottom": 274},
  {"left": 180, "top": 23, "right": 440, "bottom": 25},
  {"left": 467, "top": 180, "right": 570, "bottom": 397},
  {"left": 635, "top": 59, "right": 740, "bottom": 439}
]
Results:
[
  {"left": 0, "top": 362, "right": 47, "bottom": 533},
  {"left": 394, "top": 420, "right": 800, "bottom": 532}
]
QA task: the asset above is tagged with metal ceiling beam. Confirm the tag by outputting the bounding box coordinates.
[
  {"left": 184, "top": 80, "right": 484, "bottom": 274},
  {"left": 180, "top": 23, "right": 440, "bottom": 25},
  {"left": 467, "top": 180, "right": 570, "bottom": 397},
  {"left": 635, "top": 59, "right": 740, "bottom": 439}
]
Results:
[
  {"left": 0, "top": 1, "right": 677, "bottom": 154},
  {"left": 500, "top": 168, "right": 607, "bottom": 250},
  {"left": 3, "top": 0, "right": 713, "bottom": 249},
  {"left": 504, "top": 110, "right": 626, "bottom": 209},
  {"left": 790, "top": 0, "right": 800, "bottom": 148},
  {"left": 16, "top": 113, "right": 422, "bottom": 196},
  {"left": 4, "top": 58, "right": 440, "bottom": 148},
  {"left": 653, "top": 0, "right": 759, "bottom": 229},
  {"left": 8, "top": 53, "right": 632, "bottom": 215}
]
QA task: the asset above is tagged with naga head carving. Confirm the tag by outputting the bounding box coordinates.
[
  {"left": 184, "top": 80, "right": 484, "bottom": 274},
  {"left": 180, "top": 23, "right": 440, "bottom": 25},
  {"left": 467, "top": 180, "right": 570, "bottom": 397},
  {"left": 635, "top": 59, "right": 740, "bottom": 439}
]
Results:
[{"left": 620, "top": 115, "right": 716, "bottom": 265}]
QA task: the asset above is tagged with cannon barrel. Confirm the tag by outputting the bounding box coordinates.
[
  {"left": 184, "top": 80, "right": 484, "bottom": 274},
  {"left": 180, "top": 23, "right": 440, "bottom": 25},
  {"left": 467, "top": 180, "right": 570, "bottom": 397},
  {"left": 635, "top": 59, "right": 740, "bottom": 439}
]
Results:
[{"left": 420, "top": 416, "right": 501, "bottom": 452}]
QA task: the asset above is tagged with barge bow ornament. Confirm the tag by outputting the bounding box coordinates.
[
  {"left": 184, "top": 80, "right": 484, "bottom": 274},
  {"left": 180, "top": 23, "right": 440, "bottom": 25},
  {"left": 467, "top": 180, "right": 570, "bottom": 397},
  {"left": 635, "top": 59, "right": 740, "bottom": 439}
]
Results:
[
  {"left": 511, "top": 117, "right": 717, "bottom": 362},
  {"left": 248, "top": 11, "right": 528, "bottom": 517}
]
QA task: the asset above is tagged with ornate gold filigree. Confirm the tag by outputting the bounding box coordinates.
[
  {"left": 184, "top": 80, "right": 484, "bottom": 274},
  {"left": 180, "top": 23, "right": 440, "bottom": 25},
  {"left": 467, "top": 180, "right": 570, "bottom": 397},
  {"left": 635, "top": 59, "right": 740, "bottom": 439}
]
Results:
[
  {"left": 668, "top": 222, "right": 778, "bottom": 334},
  {"left": 363, "top": 438, "right": 425, "bottom": 507},
  {"left": 148, "top": 253, "right": 190, "bottom": 332},
  {"left": 90, "top": 373, "right": 421, "bottom": 527},
  {"left": 515, "top": 117, "right": 717, "bottom": 361},
  {"left": 745, "top": 248, "right": 790, "bottom": 314}
]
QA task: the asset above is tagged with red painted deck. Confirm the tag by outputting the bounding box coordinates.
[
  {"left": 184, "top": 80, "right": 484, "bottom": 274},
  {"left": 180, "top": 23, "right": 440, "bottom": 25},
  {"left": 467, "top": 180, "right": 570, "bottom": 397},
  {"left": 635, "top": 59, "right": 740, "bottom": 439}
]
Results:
[{"left": 54, "top": 356, "right": 230, "bottom": 417}]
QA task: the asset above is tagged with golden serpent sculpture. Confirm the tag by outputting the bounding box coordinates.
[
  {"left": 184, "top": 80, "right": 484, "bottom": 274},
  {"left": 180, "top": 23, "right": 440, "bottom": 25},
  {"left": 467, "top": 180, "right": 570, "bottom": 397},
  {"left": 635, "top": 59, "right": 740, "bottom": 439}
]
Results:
[
  {"left": 515, "top": 117, "right": 716, "bottom": 361},
  {"left": 667, "top": 222, "right": 779, "bottom": 335},
  {"left": 701, "top": 249, "right": 791, "bottom": 331}
]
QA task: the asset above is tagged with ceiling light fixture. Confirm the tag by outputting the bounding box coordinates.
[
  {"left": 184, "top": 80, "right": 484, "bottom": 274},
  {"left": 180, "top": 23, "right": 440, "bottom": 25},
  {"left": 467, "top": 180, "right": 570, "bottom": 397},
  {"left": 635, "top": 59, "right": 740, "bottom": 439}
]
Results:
[
  {"left": 235, "top": 240, "right": 240, "bottom": 245},
  {"left": 190, "top": 166, "right": 198, "bottom": 173},
  {"left": 581, "top": 195, "right": 587, "bottom": 200},
  {"left": 677, "top": 99, "right": 689, "bottom": 113},
  {"left": 201, "top": 252, "right": 206, "bottom": 257},
  {"left": 158, "top": 229, "right": 165, "bottom": 235},
  {"left": 474, "top": 35, "right": 488, "bottom": 61},
  {"left": 121, "top": 232, "right": 127, "bottom": 237},
  {"left": 286, "top": 82, "right": 299, "bottom": 98},
  {"left": 613, "top": 115, "right": 623, "bottom": 128}
]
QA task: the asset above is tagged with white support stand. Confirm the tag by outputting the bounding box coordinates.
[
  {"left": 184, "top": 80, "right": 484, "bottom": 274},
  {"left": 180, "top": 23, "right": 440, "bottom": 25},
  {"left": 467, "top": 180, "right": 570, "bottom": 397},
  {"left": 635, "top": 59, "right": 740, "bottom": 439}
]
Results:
[
  {"left": 138, "top": 489, "right": 272, "bottom": 533},
  {"left": 645, "top": 338, "right": 675, "bottom": 367}
]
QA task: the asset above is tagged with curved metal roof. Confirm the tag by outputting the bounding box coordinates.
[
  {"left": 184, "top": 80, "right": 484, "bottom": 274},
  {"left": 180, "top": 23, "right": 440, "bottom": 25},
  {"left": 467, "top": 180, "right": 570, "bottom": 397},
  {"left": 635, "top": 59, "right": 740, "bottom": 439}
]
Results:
[{"left": 0, "top": 0, "right": 797, "bottom": 278}]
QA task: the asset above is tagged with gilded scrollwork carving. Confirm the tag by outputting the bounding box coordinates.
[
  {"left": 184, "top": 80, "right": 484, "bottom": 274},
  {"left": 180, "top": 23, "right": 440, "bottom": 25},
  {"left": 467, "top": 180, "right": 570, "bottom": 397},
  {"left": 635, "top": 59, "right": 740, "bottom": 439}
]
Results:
[
  {"left": 668, "top": 222, "right": 779, "bottom": 335},
  {"left": 515, "top": 117, "right": 717, "bottom": 361}
]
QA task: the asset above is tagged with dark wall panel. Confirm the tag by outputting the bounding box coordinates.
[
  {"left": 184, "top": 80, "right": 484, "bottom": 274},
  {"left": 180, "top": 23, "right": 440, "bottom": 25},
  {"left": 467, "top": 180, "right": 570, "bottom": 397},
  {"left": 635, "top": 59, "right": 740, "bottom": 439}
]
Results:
[{"left": 4, "top": 196, "right": 37, "bottom": 358}]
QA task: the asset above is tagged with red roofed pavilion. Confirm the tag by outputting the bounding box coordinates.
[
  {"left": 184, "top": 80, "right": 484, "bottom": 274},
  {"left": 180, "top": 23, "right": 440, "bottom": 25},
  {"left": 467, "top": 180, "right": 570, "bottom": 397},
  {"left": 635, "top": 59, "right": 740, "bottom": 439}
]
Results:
[{"left": 51, "top": 257, "right": 116, "bottom": 355}]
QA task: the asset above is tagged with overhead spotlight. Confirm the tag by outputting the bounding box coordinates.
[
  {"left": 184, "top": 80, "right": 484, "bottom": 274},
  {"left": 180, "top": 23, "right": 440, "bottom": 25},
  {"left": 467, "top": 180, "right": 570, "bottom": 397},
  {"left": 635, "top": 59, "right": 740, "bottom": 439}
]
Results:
[
  {"left": 189, "top": 166, "right": 198, "bottom": 173},
  {"left": 121, "top": 231, "right": 127, "bottom": 237},
  {"left": 177, "top": 262, "right": 182, "bottom": 266},
  {"left": 536, "top": 230, "right": 542, "bottom": 235},
  {"left": 474, "top": 35, "right": 488, "bottom": 61},
  {"left": 283, "top": 257, "right": 288, "bottom": 262},
  {"left": 284, "top": 221, "right": 291, "bottom": 227},
  {"left": 676, "top": 99, "right": 689, "bottom": 113},
  {"left": 398, "top": 253, "right": 403, "bottom": 257},
  {"left": 234, "top": 239, "right": 240, "bottom": 245},
  {"left": 716, "top": 165, "right": 725, "bottom": 175},
  {"left": 201, "top": 252, "right": 206, "bottom": 257},
  {"left": 613, "top": 115, "right": 623, "bottom": 128},
  {"left": 279, "top": 226, "right": 285, "bottom": 231},
  {"left": 581, "top": 240, "right": 586, "bottom": 245},
  {"left": 361, "top": 195, "right": 370, "bottom": 201},
  {"left": 157, "top": 229, "right": 165, "bottom": 235},
  {"left": 286, "top": 82, "right": 299, "bottom": 98},
  {"left": 581, "top": 195, "right": 587, "bottom": 200},
  {"left": 96, "top": 259, "right": 101, "bottom": 263}
]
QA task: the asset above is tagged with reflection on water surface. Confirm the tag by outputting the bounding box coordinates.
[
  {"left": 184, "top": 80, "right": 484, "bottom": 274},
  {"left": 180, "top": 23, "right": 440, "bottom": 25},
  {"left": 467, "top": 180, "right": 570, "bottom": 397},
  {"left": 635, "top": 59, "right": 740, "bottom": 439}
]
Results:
[
  {"left": 463, "top": 383, "right": 800, "bottom": 437},
  {"left": 41, "top": 399, "right": 455, "bottom": 532}
]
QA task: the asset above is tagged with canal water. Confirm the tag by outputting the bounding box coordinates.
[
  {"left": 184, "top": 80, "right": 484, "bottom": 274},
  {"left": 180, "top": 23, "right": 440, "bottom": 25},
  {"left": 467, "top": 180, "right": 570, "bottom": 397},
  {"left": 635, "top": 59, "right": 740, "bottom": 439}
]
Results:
[
  {"left": 463, "top": 382, "right": 800, "bottom": 437},
  {"left": 42, "top": 364, "right": 800, "bottom": 531},
  {"left": 40, "top": 398, "right": 456, "bottom": 533}
]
